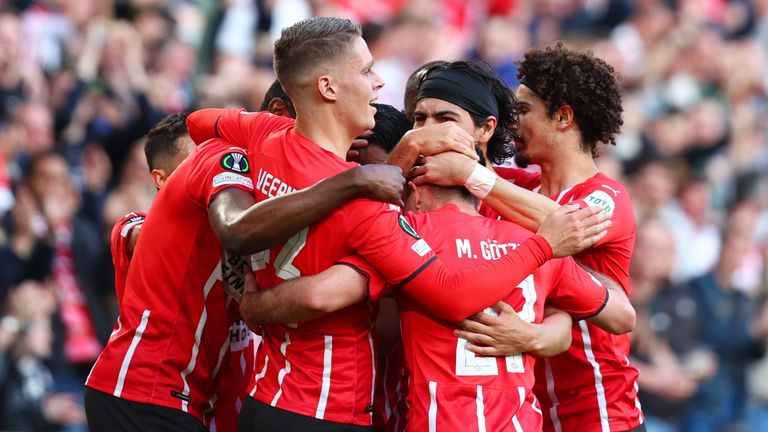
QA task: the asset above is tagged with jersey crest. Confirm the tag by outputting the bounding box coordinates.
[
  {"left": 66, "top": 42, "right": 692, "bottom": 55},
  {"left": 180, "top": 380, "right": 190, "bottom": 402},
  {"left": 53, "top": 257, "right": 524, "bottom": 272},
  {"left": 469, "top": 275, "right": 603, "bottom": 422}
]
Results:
[{"left": 220, "top": 152, "right": 250, "bottom": 173}]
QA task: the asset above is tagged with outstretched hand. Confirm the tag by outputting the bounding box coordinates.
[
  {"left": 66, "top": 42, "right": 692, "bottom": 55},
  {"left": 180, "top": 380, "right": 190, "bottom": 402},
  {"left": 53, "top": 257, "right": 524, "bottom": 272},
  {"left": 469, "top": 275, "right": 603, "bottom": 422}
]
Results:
[{"left": 537, "top": 204, "right": 611, "bottom": 257}]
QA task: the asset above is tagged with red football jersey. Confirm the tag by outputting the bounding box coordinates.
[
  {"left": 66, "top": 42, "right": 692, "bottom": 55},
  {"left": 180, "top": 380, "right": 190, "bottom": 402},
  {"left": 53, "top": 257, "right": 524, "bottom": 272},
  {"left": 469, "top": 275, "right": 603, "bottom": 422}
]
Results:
[
  {"left": 199, "top": 109, "right": 557, "bottom": 426},
  {"left": 86, "top": 139, "right": 255, "bottom": 422},
  {"left": 110, "top": 212, "right": 146, "bottom": 308},
  {"left": 495, "top": 169, "right": 644, "bottom": 432},
  {"left": 363, "top": 205, "right": 608, "bottom": 432}
]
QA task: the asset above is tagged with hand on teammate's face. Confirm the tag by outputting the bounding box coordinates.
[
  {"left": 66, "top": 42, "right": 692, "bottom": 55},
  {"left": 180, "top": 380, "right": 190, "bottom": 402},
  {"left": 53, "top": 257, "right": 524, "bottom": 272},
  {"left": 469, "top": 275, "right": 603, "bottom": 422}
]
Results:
[
  {"left": 409, "top": 151, "right": 477, "bottom": 187},
  {"left": 403, "top": 122, "right": 478, "bottom": 160}
]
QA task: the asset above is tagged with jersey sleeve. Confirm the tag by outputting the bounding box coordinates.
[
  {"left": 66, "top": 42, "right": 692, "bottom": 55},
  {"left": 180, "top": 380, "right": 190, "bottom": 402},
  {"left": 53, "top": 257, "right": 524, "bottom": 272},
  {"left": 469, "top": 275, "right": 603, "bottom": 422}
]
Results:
[
  {"left": 342, "top": 200, "right": 436, "bottom": 286},
  {"left": 545, "top": 257, "right": 608, "bottom": 320},
  {"left": 341, "top": 199, "right": 554, "bottom": 322},
  {"left": 336, "top": 254, "right": 391, "bottom": 301},
  {"left": 186, "top": 108, "right": 228, "bottom": 144},
  {"left": 401, "top": 235, "right": 553, "bottom": 322},
  {"left": 186, "top": 139, "right": 255, "bottom": 206}
]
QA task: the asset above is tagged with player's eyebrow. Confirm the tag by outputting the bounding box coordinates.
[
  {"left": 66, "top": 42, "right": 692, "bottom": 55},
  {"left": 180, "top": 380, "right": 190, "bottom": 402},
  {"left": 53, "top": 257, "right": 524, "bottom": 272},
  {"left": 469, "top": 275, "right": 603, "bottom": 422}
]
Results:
[
  {"left": 361, "top": 59, "right": 374, "bottom": 72},
  {"left": 435, "top": 110, "right": 461, "bottom": 118}
]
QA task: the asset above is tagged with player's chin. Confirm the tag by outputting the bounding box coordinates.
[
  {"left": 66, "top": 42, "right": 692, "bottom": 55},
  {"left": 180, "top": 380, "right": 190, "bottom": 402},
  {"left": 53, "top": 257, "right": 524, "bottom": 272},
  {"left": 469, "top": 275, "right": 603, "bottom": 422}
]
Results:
[{"left": 364, "top": 112, "right": 376, "bottom": 129}]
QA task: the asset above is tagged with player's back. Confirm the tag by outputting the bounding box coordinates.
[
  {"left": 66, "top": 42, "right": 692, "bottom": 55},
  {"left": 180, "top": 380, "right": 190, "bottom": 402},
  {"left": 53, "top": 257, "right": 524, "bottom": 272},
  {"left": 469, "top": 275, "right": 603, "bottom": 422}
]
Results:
[
  {"left": 87, "top": 140, "right": 249, "bottom": 421},
  {"left": 401, "top": 205, "right": 552, "bottom": 431}
]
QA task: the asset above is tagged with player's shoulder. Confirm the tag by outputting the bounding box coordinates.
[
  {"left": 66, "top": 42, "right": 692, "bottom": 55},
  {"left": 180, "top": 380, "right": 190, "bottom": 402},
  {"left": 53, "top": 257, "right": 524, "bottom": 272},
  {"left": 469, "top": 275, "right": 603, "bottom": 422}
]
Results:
[
  {"left": 577, "top": 172, "right": 633, "bottom": 216},
  {"left": 193, "top": 139, "right": 249, "bottom": 169},
  {"left": 490, "top": 216, "right": 534, "bottom": 240}
]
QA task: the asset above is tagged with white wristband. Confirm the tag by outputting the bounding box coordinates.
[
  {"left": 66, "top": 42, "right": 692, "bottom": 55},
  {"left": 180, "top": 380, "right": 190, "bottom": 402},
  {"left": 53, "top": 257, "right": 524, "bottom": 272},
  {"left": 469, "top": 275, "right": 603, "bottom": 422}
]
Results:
[{"left": 464, "top": 164, "right": 497, "bottom": 199}]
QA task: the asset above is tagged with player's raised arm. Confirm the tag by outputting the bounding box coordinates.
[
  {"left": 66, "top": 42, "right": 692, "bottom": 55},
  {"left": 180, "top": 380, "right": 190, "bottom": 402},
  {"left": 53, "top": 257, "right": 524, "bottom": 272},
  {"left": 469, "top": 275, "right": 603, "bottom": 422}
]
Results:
[
  {"left": 186, "top": 108, "right": 226, "bottom": 144},
  {"left": 210, "top": 163, "right": 405, "bottom": 256}
]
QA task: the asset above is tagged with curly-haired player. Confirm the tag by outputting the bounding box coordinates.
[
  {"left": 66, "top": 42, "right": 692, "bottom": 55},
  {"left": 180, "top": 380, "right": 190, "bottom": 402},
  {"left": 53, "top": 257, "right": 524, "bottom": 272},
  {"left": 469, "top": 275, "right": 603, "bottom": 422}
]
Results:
[
  {"left": 457, "top": 43, "right": 644, "bottom": 432},
  {"left": 513, "top": 41, "right": 623, "bottom": 165}
]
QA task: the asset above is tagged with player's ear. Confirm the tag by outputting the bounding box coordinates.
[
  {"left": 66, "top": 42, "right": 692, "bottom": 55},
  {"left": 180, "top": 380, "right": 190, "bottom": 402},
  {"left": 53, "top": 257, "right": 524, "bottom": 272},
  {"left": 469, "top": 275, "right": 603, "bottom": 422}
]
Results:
[
  {"left": 555, "top": 104, "right": 574, "bottom": 130},
  {"left": 150, "top": 169, "right": 169, "bottom": 190},
  {"left": 317, "top": 74, "right": 337, "bottom": 102},
  {"left": 404, "top": 181, "right": 421, "bottom": 212},
  {"left": 268, "top": 98, "right": 291, "bottom": 118},
  {"left": 477, "top": 116, "right": 496, "bottom": 147}
]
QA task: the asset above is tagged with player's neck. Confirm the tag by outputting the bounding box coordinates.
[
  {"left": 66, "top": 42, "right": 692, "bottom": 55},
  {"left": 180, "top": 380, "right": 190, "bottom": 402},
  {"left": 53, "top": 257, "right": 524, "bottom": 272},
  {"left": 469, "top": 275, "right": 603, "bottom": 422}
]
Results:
[
  {"left": 422, "top": 186, "right": 480, "bottom": 216},
  {"left": 538, "top": 149, "right": 598, "bottom": 198},
  {"left": 294, "top": 108, "right": 355, "bottom": 159}
]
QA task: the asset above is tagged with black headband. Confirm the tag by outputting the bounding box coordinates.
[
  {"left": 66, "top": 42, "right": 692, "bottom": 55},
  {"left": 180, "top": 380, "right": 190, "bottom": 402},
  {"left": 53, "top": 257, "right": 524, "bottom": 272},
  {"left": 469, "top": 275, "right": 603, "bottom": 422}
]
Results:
[
  {"left": 417, "top": 69, "right": 499, "bottom": 119},
  {"left": 519, "top": 76, "right": 540, "bottom": 96}
]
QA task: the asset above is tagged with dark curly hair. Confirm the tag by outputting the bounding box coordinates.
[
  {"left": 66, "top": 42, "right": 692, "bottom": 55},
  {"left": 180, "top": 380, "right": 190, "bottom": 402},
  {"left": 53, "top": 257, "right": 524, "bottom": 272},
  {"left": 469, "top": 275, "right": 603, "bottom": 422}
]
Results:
[
  {"left": 517, "top": 42, "right": 623, "bottom": 157},
  {"left": 421, "top": 60, "right": 519, "bottom": 165}
]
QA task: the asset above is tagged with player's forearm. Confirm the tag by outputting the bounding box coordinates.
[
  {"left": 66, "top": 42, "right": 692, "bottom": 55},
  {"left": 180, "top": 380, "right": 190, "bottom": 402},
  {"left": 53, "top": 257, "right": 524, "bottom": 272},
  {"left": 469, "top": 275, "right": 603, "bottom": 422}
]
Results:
[
  {"left": 239, "top": 265, "right": 368, "bottom": 327},
  {"left": 405, "top": 235, "right": 553, "bottom": 322},
  {"left": 583, "top": 269, "right": 636, "bottom": 334},
  {"left": 240, "top": 282, "right": 319, "bottom": 327},
  {"left": 482, "top": 178, "right": 558, "bottom": 232},
  {"left": 530, "top": 307, "right": 572, "bottom": 357},
  {"left": 212, "top": 174, "right": 363, "bottom": 256}
]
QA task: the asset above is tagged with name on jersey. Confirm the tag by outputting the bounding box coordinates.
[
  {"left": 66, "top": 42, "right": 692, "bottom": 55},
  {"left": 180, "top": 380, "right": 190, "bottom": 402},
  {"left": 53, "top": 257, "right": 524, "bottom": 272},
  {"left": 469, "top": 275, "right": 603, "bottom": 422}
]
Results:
[
  {"left": 455, "top": 238, "right": 520, "bottom": 260},
  {"left": 222, "top": 254, "right": 252, "bottom": 302},
  {"left": 255, "top": 168, "right": 296, "bottom": 198}
]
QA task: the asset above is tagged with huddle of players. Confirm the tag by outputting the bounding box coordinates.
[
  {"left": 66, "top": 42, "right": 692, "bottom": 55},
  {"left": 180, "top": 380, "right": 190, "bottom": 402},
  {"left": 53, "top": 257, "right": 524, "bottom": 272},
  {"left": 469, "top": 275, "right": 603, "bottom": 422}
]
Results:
[{"left": 85, "top": 16, "right": 645, "bottom": 432}]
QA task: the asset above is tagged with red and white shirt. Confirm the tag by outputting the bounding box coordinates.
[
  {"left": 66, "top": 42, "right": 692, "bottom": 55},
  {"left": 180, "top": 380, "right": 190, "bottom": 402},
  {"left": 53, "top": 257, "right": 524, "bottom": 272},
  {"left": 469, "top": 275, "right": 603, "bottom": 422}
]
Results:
[
  {"left": 489, "top": 168, "right": 644, "bottom": 432},
  {"left": 192, "top": 109, "right": 556, "bottom": 427},
  {"left": 362, "top": 205, "right": 608, "bottom": 432},
  {"left": 86, "top": 139, "right": 255, "bottom": 423}
]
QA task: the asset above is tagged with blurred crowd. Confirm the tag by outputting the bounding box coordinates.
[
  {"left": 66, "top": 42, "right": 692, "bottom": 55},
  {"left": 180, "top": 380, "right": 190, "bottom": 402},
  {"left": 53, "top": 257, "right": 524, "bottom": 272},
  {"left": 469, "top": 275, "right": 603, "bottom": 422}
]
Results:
[{"left": 0, "top": 0, "right": 767, "bottom": 430}]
